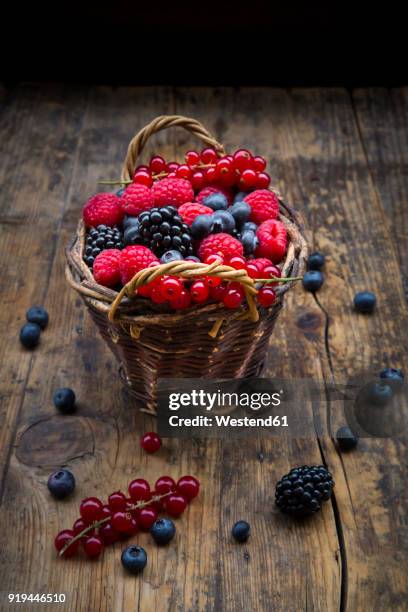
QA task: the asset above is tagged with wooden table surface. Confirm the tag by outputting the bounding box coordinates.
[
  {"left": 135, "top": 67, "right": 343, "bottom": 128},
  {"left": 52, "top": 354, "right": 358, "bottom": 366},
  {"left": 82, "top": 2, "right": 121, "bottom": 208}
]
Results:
[{"left": 0, "top": 84, "right": 407, "bottom": 612}]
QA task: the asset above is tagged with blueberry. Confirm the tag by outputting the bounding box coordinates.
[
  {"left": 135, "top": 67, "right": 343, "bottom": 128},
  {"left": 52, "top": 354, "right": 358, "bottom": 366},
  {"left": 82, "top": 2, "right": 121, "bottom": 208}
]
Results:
[
  {"left": 232, "top": 520, "right": 250, "bottom": 543},
  {"left": 121, "top": 545, "right": 147, "bottom": 574},
  {"left": 307, "top": 252, "right": 325, "bottom": 271},
  {"left": 191, "top": 214, "right": 214, "bottom": 239},
  {"left": 47, "top": 468, "right": 75, "bottom": 499},
  {"left": 379, "top": 368, "right": 404, "bottom": 386},
  {"left": 116, "top": 188, "right": 125, "bottom": 197},
  {"left": 242, "top": 221, "right": 258, "bottom": 233},
  {"left": 123, "top": 226, "right": 142, "bottom": 246},
  {"left": 53, "top": 388, "right": 76, "bottom": 414},
  {"left": 124, "top": 215, "right": 140, "bottom": 229},
  {"left": 229, "top": 202, "right": 251, "bottom": 227},
  {"left": 303, "top": 270, "right": 324, "bottom": 293},
  {"left": 160, "top": 250, "right": 184, "bottom": 264},
  {"left": 354, "top": 291, "right": 376, "bottom": 314},
  {"left": 336, "top": 426, "right": 358, "bottom": 451},
  {"left": 20, "top": 322, "right": 41, "bottom": 349},
  {"left": 185, "top": 255, "right": 201, "bottom": 262},
  {"left": 26, "top": 306, "right": 49, "bottom": 330},
  {"left": 241, "top": 230, "right": 258, "bottom": 255},
  {"left": 202, "top": 193, "right": 228, "bottom": 211},
  {"left": 369, "top": 382, "right": 393, "bottom": 406},
  {"left": 233, "top": 191, "right": 247, "bottom": 203},
  {"left": 150, "top": 518, "right": 176, "bottom": 545},
  {"left": 213, "top": 210, "right": 236, "bottom": 233}
]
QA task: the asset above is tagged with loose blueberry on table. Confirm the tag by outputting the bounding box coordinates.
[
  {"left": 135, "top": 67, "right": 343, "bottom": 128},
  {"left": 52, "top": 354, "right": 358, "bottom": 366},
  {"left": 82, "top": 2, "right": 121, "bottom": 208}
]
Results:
[
  {"left": 48, "top": 469, "right": 76, "bottom": 499},
  {"left": 20, "top": 322, "right": 41, "bottom": 349},
  {"left": 336, "top": 426, "right": 358, "bottom": 451},
  {"left": 26, "top": 305, "right": 49, "bottom": 329},
  {"left": 53, "top": 388, "right": 76, "bottom": 414},
  {"left": 121, "top": 546, "right": 147, "bottom": 574},
  {"left": 232, "top": 520, "right": 251, "bottom": 543},
  {"left": 150, "top": 518, "right": 176, "bottom": 545},
  {"left": 82, "top": 147, "right": 303, "bottom": 309},
  {"left": 354, "top": 291, "right": 376, "bottom": 314}
]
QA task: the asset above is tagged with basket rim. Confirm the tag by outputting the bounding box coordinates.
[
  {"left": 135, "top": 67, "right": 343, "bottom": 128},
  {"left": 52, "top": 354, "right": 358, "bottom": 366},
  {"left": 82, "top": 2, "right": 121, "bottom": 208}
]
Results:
[{"left": 66, "top": 196, "right": 308, "bottom": 326}]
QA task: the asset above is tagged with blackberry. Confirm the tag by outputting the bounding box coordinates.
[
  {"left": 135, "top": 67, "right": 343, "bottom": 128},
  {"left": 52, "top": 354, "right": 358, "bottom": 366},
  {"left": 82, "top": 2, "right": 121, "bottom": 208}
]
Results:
[
  {"left": 131, "top": 206, "right": 194, "bottom": 257},
  {"left": 275, "top": 465, "right": 334, "bottom": 517},
  {"left": 84, "top": 225, "right": 124, "bottom": 269}
]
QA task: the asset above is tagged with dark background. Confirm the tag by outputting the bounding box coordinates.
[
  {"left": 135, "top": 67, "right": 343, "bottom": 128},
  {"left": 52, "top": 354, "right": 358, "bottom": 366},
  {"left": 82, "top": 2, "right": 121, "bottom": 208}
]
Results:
[{"left": 2, "top": 1, "right": 406, "bottom": 86}]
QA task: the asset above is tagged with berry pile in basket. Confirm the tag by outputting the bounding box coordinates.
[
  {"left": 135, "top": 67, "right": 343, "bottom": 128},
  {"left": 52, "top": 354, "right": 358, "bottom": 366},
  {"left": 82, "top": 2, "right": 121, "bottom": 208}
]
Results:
[
  {"left": 82, "top": 148, "right": 292, "bottom": 310},
  {"left": 55, "top": 474, "right": 199, "bottom": 562}
]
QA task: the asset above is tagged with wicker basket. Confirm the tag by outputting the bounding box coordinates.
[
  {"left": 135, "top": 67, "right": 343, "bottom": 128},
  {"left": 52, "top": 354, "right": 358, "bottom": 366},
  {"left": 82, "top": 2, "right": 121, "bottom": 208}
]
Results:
[{"left": 66, "top": 115, "right": 307, "bottom": 414}]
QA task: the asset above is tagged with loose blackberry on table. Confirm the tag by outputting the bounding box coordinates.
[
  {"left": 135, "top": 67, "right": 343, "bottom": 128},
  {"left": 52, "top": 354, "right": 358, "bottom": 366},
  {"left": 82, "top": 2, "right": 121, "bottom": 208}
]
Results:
[{"left": 275, "top": 465, "right": 335, "bottom": 517}]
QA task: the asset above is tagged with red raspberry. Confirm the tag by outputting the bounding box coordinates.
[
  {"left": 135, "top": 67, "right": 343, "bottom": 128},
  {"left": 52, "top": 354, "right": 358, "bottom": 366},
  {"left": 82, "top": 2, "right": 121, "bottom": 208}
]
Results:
[
  {"left": 151, "top": 177, "right": 194, "bottom": 208},
  {"left": 198, "top": 233, "right": 243, "bottom": 262},
  {"left": 251, "top": 258, "right": 273, "bottom": 272},
  {"left": 93, "top": 249, "right": 122, "bottom": 287},
  {"left": 255, "top": 219, "right": 287, "bottom": 263},
  {"left": 83, "top": 193, "right": 124, "bottom": 227},
  {"left": 244, "top": 189, "right": 279, "bottom": 225},
  {"left": 119, "top": 246, "right": 159, "bottom": 285},
  {"left": 178, "top": 202, "right": 213, "bottom": 225},
  {"left": 120, "top": 183, "right": 154, "bottom": 216},
  {"left": 196, "top": 185, "right": 233, "bottom": 205}
]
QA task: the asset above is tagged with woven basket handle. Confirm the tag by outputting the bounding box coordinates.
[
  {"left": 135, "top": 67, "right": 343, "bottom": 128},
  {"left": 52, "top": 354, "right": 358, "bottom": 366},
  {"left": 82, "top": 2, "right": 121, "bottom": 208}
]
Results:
[{"left": 121, "top": 115, "right": 225, "bottom": 182}]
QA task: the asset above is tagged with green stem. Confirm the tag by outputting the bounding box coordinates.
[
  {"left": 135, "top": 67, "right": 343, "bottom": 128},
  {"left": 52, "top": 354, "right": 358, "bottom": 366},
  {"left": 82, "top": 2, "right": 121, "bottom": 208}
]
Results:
[{"left": 59, "top": 491, "right": 172, "bottom": 557}]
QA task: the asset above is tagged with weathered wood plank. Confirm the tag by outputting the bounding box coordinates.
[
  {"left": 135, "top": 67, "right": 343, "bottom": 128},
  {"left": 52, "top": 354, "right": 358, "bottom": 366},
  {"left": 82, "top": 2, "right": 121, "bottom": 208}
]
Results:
[{"left": 282, "top": 87, "right": 408, "bottom": 612}]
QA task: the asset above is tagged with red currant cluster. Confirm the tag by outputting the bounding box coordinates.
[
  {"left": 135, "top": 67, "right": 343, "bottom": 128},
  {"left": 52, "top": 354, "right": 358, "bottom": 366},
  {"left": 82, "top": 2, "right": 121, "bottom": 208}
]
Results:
[
  {"left": 133, "top": 148, "right": 271, "bottom": 192},
  {"left": 55, "top": 474, "right": 199, "bottom": 559},
  {"left": 138, "top": 254, "right": 282, "bottom": 310}
]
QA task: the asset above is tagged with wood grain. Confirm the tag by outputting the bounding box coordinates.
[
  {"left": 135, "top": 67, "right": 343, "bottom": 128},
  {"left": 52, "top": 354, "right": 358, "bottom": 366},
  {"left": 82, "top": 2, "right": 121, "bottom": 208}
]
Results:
[{"left": 0, "top": 85, "right": 406, "bottom": 612}]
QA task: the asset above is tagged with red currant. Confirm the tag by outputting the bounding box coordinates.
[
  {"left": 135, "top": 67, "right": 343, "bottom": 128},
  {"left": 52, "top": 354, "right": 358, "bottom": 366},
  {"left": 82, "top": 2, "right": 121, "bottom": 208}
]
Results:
[
  {"left": 127, "top": 517, "right": 139, "bottom": 535},
  {"left": 169, "top": 288, "right": 191, "bottom": 310},
  {"left": 141, "top": 431, "right": 162, "bottom": 454},
  {"left": 167, "top": 161, "right": 179, "bottom": 173},
  {"left": 177, "top": 476, "right": 200, "bottom": 501},
  {"left": 205, "top": 275, "right": 222, "bottom": 287},
  {"left": 185, "top": 150, "right": 200, "bottom": 167},
  {"left": 73, "top": 518, "right": 95, "bottom": 540},
  {"left": 111, "top": 511, "right": 134, "bottom": 533},
  {"left": 128, "top": 478, "right": 151, "bottom": 502},
  {"left": 214, "top": 158, "right": 235, "bottom": 186},
  {"left": 205, "top": 254, "right": 224, "bottom": 265},
  {"left": 223, "top": 289, "right": 243, "bottom": 309},
  {"left": 228, "top": 255, "right": 247, "bottom": 270},
  {"left": 210, "top": 283, "right": 227, "bottom": 301},
  {"left": 201, "top": 147, "right": 218, "bottom": 164},
  {"left": 108, "top": 491, "right": 127, "bottom": 512},
  {"left": 101, "top": 505, "right": 111, "bottom": 519},
  {"left": 167, "top": 172, "right": 177, "bottom": 178},
  {"left": 191, "top": 171, "right": 205, "bottom": 190},
  {"left": 133, "top": 169, "right": 153, "bottom": 187},
  {"left": 252, "top": 156, "right": 267, "bottom": 172},
  {"left": 151, "top": 284, "right": 167, "bottom": 304},
  {"left": 80, "top": 497, "right": 104, "bottom": 524},
  {"left": 205, "top": 166, "right": 216, "bottom": 182},
  {"left": 246, "top": 262, "right": 262, "bottom": 279},
  {"left": 165, "top": 493, "right": 188, "bottom": 517},
  {"left": 154, "top": 475, "right": 176, "bottom": 495},
  {"left": 239, "top": 169, "right": 258, "bottom": 190},
  {"left": 137, "top": 506, "right": 158, "bottom": 530},
  {"left": 55, "top": 530, "right": 79, "bottom": 558},
  {"left": 160, "top": 276, "right": 183, "bottom": 300},
  {"left": 99, "top": 522, "right": 120, "bottom": 545},
  {"left": 190, "top": 279, "right": 210, "bottom": 303},
  {"left": 83, "top": 535, "right": 104, "bottom": 559},
  {"left": 176, "top": 164, "right": 192, "bottom": 180},
  {"left": 229, "top": 282, "right": 245, "bottom": 297},
  {"left": 263, "top": 265, "right": 281, "bottom": 279},
  {"left": 257, "top": 287, "right": 276, "bottom": 307},
  {"left": 256, "top": 172, "right": 271, "bottom": 189},
  {"left": 150, "top": 155, "right": 166, "bottom": 174},
  {"left": 232, "top": 149, "right": 252, "bottom": 172}
]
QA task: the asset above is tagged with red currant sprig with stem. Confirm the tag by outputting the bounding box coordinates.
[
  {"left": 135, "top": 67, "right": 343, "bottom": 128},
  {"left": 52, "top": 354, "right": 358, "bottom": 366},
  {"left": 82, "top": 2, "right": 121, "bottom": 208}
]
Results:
[{"left": 58, "top": 491, "right": 172, "bottom": 557}]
